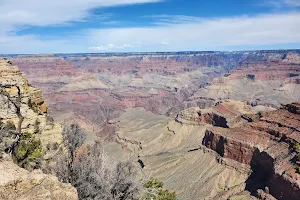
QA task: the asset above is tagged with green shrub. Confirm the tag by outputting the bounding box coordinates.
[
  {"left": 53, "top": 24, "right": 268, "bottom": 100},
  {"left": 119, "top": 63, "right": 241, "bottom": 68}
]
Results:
[
  {"left": 13, "top": 132, "right": 43, "bottom": 170},
  {"left": 34, "top": 119, "right": 41, "bottom": 134},
  {"left": 294, "top": 143, "right": 300, "bottom": 150},
  {"left": 295, "top": 166, "right": 300, "bottom": 174},
  {"left": 296, "top": 154, "right": 300, "bottom": 161},
  {"left": 143, "top": 177, "right": 176, "bottom": 200},
  {"left": 5, "top": 120, "right": 16, "bottom": 130},
  {"left": 143, "top": 177, "right": 164, "bottom": 189}
]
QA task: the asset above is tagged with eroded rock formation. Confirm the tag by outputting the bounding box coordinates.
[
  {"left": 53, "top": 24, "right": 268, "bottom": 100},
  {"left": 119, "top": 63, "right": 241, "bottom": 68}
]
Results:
[
  {"left": 194, "top": 52, "right": 300, "bottom": 108},
  {"left": 202, "top": 103, "right": 300, "bottom": 199},
  {"left": 0, "top": 155, "right": 77, "bottom": 200},
  {"left": 0, "top": 59, "right": 78, "bottom": 199},
  {"left": 3, "top": 50, "right": 299, "bottom": 137},
  {"left": 0, "top": 59, "right": 63, "bottom": 149}
]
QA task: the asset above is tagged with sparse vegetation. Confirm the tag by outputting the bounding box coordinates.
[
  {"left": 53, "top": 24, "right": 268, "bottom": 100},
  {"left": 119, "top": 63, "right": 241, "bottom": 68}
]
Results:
[
  {"left": 13, "top": 131, "right": 43, "bottom": 170},
  {"left": 5, "top": 120, "right": 16, "bottom": 131},
  {"left": 293, "top": 142, "right": 300, "bottom": 150},
  {"left": 72, "top": 142, "right": 141, "bottom": 200},
  {"left": 52, "top": 124, "right": 142, "bottom": 200},
  {"left": 52, "top": 124, "right": 86, "bottom": 183},
  {"left": 49, "top": 124, "right": 177, "bottom": 200},
  {"left": 295, "top": 166, "right": 300, "bottom": 174},
  {"left": 142, "top": 177, "right": 176, "bottom": 200}
]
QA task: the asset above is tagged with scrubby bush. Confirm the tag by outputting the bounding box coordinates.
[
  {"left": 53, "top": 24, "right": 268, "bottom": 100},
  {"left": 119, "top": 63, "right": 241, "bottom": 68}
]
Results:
[
  {"left": 13, "top": 132, "right": 43, "bottom": 170},
  {"left": 52, "top": 124, "right": 175, "bottom": 200},
  {"left": 142, "top": 177, "right": 176, "bottom": 200},
  {"left": 72, "top": 142, "right": 141, "bottom": 200},
  {"left": 52, "top": 124, "right": 142, "bottom": 200},
  {"left": 51, "top": 124, "right": 86, "bottom": 183},
  {"left": 295, "top": 166, "right": 300, "bottom": 174},
  {"left": 293, "top": 142, "right": 300, "bottom": 150},
  {"left": 5, "top": 120, "right": 16, "bottom": 131}
]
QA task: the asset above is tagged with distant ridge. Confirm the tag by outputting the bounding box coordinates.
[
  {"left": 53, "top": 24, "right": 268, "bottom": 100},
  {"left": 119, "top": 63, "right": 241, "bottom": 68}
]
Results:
[{"left": 1, "top": 49, "right": 300, "bottom": 58}]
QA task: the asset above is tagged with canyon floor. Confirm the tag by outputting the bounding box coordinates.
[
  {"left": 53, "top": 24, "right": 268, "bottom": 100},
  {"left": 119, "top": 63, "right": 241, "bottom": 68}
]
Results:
[{"left": 1, "top": 50, "right": 300, "bottom": 199}]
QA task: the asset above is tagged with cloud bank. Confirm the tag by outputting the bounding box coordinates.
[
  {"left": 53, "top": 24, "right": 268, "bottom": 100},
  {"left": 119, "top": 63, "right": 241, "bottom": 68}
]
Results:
[
  {"left": 0, "top": 0, "right": 300, "bottom": 53},
  {"left": 86, "top": 13, "right": 300, "bottom": 52}
]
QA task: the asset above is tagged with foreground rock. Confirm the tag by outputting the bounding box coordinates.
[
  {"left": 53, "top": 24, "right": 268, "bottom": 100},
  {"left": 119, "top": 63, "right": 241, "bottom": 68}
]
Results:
[
  {"left": 0, "top": 59, "right": 63, "bottom": 152},
  {"left": 0, "top": 59, "right": 78, "bottom": 199},
  {"left": 0, "top": 155, "right": 77, "bottom": 200}
]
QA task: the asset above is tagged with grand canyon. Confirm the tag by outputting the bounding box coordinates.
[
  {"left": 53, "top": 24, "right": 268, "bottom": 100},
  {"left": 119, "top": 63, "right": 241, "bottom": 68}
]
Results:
[{"left": 0, "top": 50, "right": 299, "bottom": 199}]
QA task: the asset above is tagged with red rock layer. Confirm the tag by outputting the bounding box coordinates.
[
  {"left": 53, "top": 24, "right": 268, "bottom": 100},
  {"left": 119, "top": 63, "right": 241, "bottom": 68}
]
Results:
[{"left": 202, "top": 103, "right": 300, "bottom": 199}]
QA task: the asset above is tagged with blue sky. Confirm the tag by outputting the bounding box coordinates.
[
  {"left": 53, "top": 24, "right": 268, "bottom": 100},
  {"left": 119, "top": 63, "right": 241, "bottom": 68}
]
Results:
[{"left": 0, "top": 0, "right": 300, "bottom": 53}]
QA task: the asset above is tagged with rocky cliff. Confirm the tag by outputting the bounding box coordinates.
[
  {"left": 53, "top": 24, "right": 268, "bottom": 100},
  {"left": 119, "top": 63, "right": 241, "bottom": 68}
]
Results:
[
  {"left": 0, "top": 59, "right": 63, "bottom": 149},
  {"left": 202, "top": 103, "right": 300, "bottom": 199},
  {"left": 0, "top": 59, "right": 78, "bottom": 199},
  {"left": 105, "top": 100, "right": 300, "bottom": 199}
]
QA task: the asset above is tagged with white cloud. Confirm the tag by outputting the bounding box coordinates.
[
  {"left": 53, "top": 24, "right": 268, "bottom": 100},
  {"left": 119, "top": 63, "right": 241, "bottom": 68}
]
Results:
[
  {"left": 0, "top": 0, "right": 300, "bottom": 53},
  {"left": 84, "top": 13, "right": 300, "bottom": 51},
  {"left": 89, "top": 44, "right": 136, "bottom": 51},
  {"left": 0, "top": 0, "right": 161, "bottom": 53},
  {"left": 0, "top": 0, "right": 161, "bottom": 27}
]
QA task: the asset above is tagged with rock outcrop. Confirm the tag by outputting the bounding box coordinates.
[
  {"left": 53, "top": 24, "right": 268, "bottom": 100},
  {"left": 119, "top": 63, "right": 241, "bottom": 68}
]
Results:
[
  {"left": 0, "top": 59, "right": 78, "bottom": 199},
  {"left": 0, "top": 59, "right": 63, "bottom": 150},
  {"left": 0, "top": 155, "right": 77, "bottom": 200},
  {"left": 202, "top": 103, "right": 300, "bottom": 199},
  {"left": 175, "top": 100, "right": 271, "bottom": 128}
]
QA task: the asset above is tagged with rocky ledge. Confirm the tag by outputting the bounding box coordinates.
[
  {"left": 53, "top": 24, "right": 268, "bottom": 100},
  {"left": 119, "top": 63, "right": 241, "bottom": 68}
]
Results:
[
  {"left": 202, "top": 102, "right": 300, "bottom": 199},
  {"left": 175, "top": 100, "right": 270, "bottom": 128},
  {"left": 0, "top": 154, "right": 77, "bottom": 200}
]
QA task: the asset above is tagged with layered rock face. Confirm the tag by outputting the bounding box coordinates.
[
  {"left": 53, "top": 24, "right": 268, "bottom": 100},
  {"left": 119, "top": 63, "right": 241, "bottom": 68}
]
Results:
[
  {"left": 202, "top": 103, "right": 300, "bottom": 199},
  {"left": 0, "top": 59, "right": 78, "bottom": 199},
  {"left": 105, "top": 100, "right": 299, "bottom": 199},
  {"left": 175, "top": 100, "right": 268, "bottom": 127},
  {"left": 194, "top": 52, "right": 300, "bottom": 108},
  {"left": 105, "top": 107, "right": 251, "bottom": 200},
  {"left": 5, "top": 52, "right": 235, "bottom": 136},
  {"left": 2, "top": 50, "right": 299, "bottom": 139},
  {"left": 0, "top": 59, "right": 63, "bottom": 147}
]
